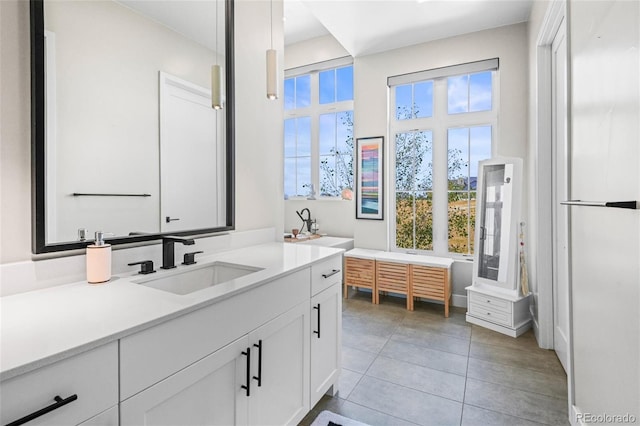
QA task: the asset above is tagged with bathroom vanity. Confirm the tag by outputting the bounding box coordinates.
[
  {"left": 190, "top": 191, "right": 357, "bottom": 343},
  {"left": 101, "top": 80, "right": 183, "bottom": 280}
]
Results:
[{"left": 0, "top": 243, "right": 343, "bottom": 426}]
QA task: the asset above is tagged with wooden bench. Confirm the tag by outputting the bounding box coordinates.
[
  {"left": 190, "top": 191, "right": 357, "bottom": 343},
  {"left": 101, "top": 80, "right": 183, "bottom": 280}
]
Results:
[{"left": 344, "top": 249, "right": 454, "bottom": 317}]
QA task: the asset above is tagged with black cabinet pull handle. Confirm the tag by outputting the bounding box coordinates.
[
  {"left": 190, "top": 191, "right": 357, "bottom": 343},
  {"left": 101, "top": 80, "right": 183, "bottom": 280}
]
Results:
[
  {"left": 313, "top": 304, "right": 321, "bottom": 338},
  {"left": 322, "top": 269, "right": 340, "bottom": 279},
  {"left": 6, "top": 394, "right": 78, "bottom": 426},
  {"left": 252, "top": 340, "right": 262, "bottom": 387},
  {"left": 165, "top": 216, "right": 181, "bottom": 223},
  {"left": 241, "top": 348, "right": 251, "bottom": 397}
]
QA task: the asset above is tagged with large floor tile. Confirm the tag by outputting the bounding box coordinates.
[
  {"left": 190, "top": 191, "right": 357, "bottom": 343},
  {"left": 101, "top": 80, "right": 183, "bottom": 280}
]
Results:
[
  {"left": 366, "top": 355, "right": 466, "bottom": 402},
  {"left": 336, "top": 368, "right": 362, "bottom": 399},
  {"left": 343, "top": 314, "right": 401, "bottom": 338},
  {"left": 464, "top": 378, "right": 568, "bottom": 425},
  {"left": 471, "top": 325, "right": 540, "bottom": 352},
  {"left": 342, "top": 345, "right": 377, "bottom": 374},
  {"left": 467, "top": 357, "right": 567, "bottom": 399},
  {"left": 380, "top": 339, "right": 468, "bottom": 376},
  {"left": 393, "top": 325, "right": 471, "bottom": 356},
  {"left": 342, "top": 327, "right": 389, "bottom": 354},
  {"left": 461, "top": 405, "right": 548, "bottom": 426},
  {"left": 348, "top": 376, "right": 463, "bottom": 426},
  {"left": 469, "top": 341, "right": 565, "bottom": 376},
  {"left": 402, "top": 314, "right": 472, "bottom": 340}
]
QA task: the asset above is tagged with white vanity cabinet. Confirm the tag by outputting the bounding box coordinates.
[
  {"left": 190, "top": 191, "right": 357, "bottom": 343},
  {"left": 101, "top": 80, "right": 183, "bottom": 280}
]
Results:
[
  {"left": 120, "top": 336, "right": 250, "bottom": 425},
  {"left": 309, "top": 255, "right": 343, "bottom": 407},
  {"left": 246, "top": 301, "right": 310, "bottom": 425},
  {"left": 119, "top": 254, "right": 343, "bottom": 426},
  {"left": 0, "top": 342, "right": 118, "bottom": 426}
]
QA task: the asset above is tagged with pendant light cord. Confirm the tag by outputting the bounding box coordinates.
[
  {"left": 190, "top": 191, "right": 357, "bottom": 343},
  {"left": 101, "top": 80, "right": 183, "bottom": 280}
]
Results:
[
  {"left": 270, "top": 0, "right": 273, "bottom": 49},
  {"left": 216, "top": 0, "right": 219, "bottom": 64}
]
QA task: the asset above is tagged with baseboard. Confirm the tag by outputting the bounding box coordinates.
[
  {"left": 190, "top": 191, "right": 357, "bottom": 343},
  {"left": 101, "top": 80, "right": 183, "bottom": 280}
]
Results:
[{"left": 451, "top": 294, "right": 467, "bottom": 308}]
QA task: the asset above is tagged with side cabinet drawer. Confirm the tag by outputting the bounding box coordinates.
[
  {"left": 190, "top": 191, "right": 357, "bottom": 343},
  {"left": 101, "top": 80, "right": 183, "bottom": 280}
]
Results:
[
  {"left": 120, "top": 268, "right": 310, "bottom": 400},
  {"left": 469, "top": 304, "right": 511, "bottom": 326},
  {"left": 311, "top": 255, "right": 343, "bottom": 295},
  {"left": 0, "top": 342, "right": 118, "bottom": 426},
  {"left": 469, "top": 291, "right": 512, "bottom": 313}
]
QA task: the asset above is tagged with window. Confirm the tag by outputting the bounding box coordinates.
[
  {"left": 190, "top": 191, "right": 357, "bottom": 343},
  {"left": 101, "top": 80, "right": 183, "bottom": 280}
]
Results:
[
  {"left": 284, "top": 62, "right": 354, "bottom": 198},
  {"left": 389, "top": 60, "right": 497, "bottom": 256}
]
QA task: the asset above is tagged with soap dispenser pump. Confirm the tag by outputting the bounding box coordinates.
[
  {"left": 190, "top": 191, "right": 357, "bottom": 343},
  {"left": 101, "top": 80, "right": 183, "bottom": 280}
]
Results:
[{"left": 86, "top": 231, "right": 112, "bottom": 284}]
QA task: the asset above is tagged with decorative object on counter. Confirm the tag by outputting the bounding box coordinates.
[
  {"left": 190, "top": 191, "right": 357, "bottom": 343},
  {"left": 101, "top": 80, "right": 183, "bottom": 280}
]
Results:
[
  {"left": 291, "top": 228, "right": 299, "bottom": 239},
  {"left": 77, "top": 228, "right": 88, "bottom": 241},
  {"left": 341, "top": 187, "right": 353, "bottom": 200},
  {"left": 305, "top": 183, "right": 317, "bottom": 200},
  {"left": 355, "top": 136, "right": 384, "bottom": 220},
  {"left": 86, "top": 231, "right": 112, "bottom": 284}
]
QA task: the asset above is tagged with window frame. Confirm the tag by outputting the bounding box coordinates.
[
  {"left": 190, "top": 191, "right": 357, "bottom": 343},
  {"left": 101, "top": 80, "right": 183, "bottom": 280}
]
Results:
[
  {"left": 284, "top": 59, "right": 354, "bottom": 200},
  {"left": 389, "top": 64, "right": 499, "bottom": 259}
]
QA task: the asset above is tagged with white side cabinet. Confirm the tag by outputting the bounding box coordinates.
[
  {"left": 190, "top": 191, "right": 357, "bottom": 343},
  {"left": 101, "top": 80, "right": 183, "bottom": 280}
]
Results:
[{"left": 0, "top": 342, "right": 118, "bottom": 426}]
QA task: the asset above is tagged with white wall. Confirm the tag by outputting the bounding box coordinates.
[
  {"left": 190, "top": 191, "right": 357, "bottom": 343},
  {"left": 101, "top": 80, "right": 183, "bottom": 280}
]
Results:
[{"left": 0, "top": 0, "right": 284, "bottom": 267}]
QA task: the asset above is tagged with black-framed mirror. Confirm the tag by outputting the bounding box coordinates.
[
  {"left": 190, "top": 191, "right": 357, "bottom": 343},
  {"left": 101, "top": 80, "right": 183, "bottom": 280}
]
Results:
[{"left": 31, "top": 0, "right": 235, "bottom": 254}]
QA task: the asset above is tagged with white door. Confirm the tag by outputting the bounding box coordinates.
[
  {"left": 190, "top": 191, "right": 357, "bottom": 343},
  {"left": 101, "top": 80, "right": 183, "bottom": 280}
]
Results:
[
  {"left": 551, "top": 18, "right": 570, "bottom": 373},
  {"left": 248, "top": 301, "right": 310, "bottom": 426},
  {"left": 569, "top": 0, "right": 639, "bottom": 420},
  {"left": 310, "top": 283, "right": 342, "bottom": 406},
  {"left": 159, "top": 72, "right": 224, "bottom": 232},
  {"left": 120, "top": 336, "right": 249, "bottom": 426}
]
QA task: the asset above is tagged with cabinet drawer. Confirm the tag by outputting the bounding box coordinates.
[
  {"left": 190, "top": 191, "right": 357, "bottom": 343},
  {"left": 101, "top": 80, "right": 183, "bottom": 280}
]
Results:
[
  {"left": 120, "top": 269, "right": 310, "bottom": 400},
  {"left": 469, "top": 304, "right": 511, "bottom": 326},
  {"left": 311, "top": 255, "right": 343, "bottom": 295},
  {"left": 0, "top": 342, "right": 118, "bottom": 426},
  {"left": 469, "top": 291, "right": 512, "bottom": 313}
]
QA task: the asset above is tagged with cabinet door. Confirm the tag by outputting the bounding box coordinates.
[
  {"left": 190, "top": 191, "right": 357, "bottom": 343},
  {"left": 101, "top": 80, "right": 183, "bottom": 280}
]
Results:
[
  {"left": 79, "top": 406, "right": 118, "bottom": 426},
  {"left": 310, "top": 283, "right": 342, "bottom": 407},
  {"left": 121, "top": 336, "right": 250, "bottom": 426},
  {"left": 247, "top": 301, "right": 310, "bottom": 426}
]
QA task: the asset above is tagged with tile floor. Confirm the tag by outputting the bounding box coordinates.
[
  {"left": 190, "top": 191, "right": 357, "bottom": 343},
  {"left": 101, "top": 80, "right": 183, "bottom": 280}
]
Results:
[{"left": 300, "top": 290, "right": 569, "bottom": 426}]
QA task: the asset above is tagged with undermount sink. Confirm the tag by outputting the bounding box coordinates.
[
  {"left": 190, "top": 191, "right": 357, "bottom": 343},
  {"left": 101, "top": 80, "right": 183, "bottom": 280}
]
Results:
[{"left": 134, "top": 261, "right": 263, "bottom": 295}]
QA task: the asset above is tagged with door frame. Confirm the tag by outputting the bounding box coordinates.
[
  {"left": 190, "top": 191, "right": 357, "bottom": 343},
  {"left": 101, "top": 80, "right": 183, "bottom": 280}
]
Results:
[{"left": 534, "top": 0, "right": 574, "bottom": 421}]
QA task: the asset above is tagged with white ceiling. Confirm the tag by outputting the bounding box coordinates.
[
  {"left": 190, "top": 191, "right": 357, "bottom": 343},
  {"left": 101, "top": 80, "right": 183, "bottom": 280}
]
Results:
[{"left": 284, "top": 0, "right": 534, "bottom": 57}]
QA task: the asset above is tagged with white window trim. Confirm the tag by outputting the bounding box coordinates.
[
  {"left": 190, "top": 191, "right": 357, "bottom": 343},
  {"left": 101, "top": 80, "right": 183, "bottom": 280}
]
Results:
[
  {"left": 285, "top": 62, "right": 354, "bottom": 200},
  {"left": 388, "top": 66, "right": 500, "bottom": 258}
]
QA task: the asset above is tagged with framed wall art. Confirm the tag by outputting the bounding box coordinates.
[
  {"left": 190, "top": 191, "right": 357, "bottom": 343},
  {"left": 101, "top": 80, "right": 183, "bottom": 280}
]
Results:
[{"left": 356, "top": 136, "right": 384, "bottom": 220}]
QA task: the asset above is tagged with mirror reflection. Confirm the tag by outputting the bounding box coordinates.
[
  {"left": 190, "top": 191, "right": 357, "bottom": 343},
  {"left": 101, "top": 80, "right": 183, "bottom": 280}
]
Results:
[{"left": 41, "top": 0, "right": 228, "bottom": 245}]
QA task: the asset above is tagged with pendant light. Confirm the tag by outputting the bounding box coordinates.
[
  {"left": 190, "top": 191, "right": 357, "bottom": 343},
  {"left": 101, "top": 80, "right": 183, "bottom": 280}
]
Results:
[
  {"left": 211, "top": 0, "right": 223, "bottom": 109},
  {"left": 266, "top": 0, "right": 278, "bottom": 100}
]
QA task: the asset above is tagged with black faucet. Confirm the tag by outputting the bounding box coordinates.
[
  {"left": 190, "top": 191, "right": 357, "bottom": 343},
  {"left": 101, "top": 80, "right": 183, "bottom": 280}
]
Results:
[
  {"left": 296, "top": 208, "right": 313, "bottom": 234},
  {"left": 161, "top": 236, "right": 195, "bottom": 269}
]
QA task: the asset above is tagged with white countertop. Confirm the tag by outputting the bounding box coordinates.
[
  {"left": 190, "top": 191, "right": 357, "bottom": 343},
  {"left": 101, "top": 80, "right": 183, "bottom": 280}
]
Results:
[{"left": 0, "top": 243, "right": 343, "bottom": 381}]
